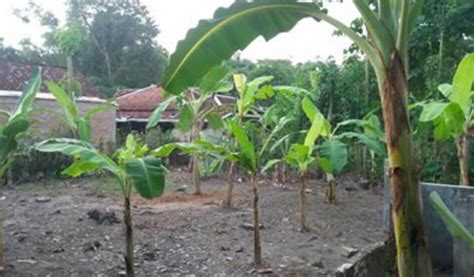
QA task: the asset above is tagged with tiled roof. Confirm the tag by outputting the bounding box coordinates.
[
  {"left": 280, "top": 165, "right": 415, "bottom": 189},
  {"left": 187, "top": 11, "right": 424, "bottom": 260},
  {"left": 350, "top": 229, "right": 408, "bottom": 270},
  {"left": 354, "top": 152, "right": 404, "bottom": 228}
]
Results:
[
  {"left": 116, "top": 85, "right": 180, "bottom": 121},
  {"left": 0, "top": 60, "right": 103, "bottom": 98},
  {"left": 116, "top": 86, "right": 238, "bottom": 122}
]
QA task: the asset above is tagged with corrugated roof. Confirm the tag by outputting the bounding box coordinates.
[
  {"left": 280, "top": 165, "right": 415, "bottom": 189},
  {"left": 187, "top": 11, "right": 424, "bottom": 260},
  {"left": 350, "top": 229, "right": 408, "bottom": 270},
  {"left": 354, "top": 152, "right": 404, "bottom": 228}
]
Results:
[{"left": 0, "top": 60, "right": 103, "bottom": 98}]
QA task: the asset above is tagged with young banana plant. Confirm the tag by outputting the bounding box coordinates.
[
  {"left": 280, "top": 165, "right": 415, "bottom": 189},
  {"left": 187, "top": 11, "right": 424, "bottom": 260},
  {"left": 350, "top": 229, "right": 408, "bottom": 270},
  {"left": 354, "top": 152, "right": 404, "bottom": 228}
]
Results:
[
  {"left": 224, "top": 73, "right": 274, "bottom": 206},
  {"left": 45, "top": 82, "right": 114, "bottom": 142},
  {"left": 148, "top": 64, "right": 232, "bottom": 195},
  {"left": 0, "top": 68, "right": 41, "bottom": 182},
  {"left": 160, "top": 0, "right": 432, "bottom": 274},
  {"left": 35, "top": 134, "right": 166, "bottom": 277},
  {"left": 417, "top": 53, "right": 474, "bottom": 186},
  {"left": 0, "top": 68, "right": 41, "bottom": 271}
]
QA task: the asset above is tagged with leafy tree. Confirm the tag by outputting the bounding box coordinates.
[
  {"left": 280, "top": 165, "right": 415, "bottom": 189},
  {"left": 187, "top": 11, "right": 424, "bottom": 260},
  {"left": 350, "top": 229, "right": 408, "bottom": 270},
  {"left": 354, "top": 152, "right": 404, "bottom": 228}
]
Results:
[
  {"left": 417, "top": 54, "right": 474, "bottom": 186},
  {"left": 160, "top": 1, "right": 433, "bottom": 274},
  {"left": 10, "top": 0, "right": 168, "bottom": 97},
  {"left": 55, "top": 21, "right": 82, "bottom": 97},
  {"left": 68, "top": 0, "right": 168, "bottom": 94},
  {"left": 247, "top": 59, "right": 296, "bottom": 85},
  {"left": 36, "top": 134, "right": 166, "bottom": 277}
]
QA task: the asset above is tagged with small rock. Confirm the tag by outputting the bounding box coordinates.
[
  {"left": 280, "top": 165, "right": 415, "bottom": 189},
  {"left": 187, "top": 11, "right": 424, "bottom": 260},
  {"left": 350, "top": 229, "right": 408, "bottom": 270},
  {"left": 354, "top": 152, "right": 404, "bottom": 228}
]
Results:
[
  {"left": 45, "top": 230, "right": 53, "bottom": 235},
  {"left": 87, "top": 209, "right": 120, "bottom": 225},
  {"left": 241, "top": 223, "right": 264, "bottom": 230},
  {"left": 336, "top": 263, "right": 353, "bottom": 273},
  {"left": 35, "top": 197, "right": 51, "bottom": 203},
  {"left": 105, "top": 235, "right": 110, "bottom": 241},
  {"left": 344, "top": 186, "right": 357, "bottom": 192},
  {"left": 311, "top": 258, "right": 324, "bottom": 268},
  {"left": 234, "top": 245, "right": 244, "bottom": 253},
  {"left": 305, "top": 189, "right": 313, "bottom": 194},
  {"left": 341, "top": 246, "right": 359, "bottom": 258},
  {"left": 84, "top": 241, "right": 101, "bottom": 252},
  {"left": 118, "top": 270, "right": 126, "bottom": 276},
  {"left": 221, "top": 245, "right": 230, "bottom": 251},
  {"left": 225, "top": 256, "right": 233, "bottom": 261},
  {"left": 255, "top": 267, "right": 273, "bottom": 274},
  {"left": 17, "top": 236, "right": 27, "bottom": 242},
  {"left": 175, "top": 185, "right": 187, "bottom": 192},
  {"left": 17, "top": 259, "right": 36, "bottom": 264},
  {"left": 143, "top": 252, "right": 156, "bottom": 261}
]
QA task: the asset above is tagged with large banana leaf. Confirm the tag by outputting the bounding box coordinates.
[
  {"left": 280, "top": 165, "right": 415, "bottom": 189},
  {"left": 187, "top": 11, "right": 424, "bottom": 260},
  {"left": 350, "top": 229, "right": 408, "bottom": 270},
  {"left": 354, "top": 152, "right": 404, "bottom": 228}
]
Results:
[
  {"left": 319, "top": 139, "right": 347, "bottom": 174},
  {"left": 35, "top": 139, "right": 121, "bottom": 177},
  {"left": 147, "top": 96, "right": 177, "bottom": 129},
  {"left": 162, "top": 0, "right": 325, "bottom": 94},
  {"left": 46, "top": 81, "right": 78, "bottom": 129},
  {"left": 125, "top": 157, "right": 165, "bottom": 199},
  {"left": 198, "top": 64, "right": 231, "bottom": 94},
  {"left": 10, "top": 68, "right": 41, "bottom": 121},
  {"left": 451, "top": 53, "right": 474, "bottom": 116},
  {"left": 429, "top": 191, "right": 474, "bottom": 249},
  {"left": 230, "top": 121, "right": 256, "bottom": 173},
  {"left": 0, "top": 118, "right": 31, "bottom": 163}
]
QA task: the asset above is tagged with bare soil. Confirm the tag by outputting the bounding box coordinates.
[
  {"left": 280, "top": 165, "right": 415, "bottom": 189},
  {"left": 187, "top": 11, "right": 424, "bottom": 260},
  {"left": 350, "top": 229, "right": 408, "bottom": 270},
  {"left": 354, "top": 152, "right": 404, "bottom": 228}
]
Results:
[{"left": 0, "top": 170, "right": 385, "bottom": 276}]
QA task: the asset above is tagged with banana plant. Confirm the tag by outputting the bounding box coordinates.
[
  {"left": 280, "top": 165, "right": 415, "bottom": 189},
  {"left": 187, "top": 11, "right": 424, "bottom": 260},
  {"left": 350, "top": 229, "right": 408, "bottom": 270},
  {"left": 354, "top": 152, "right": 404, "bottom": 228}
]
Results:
[
  {"left": 0, "top": 68, "right": 41, "bottom": 182},
  {"left": 229, "top": 117, "right": 290, "bottom": 266},
  {"left": 303, "top": 97, "right": 385, "bottom": 203},
  {"left": 262, "top": 86, "right": 310, "bottom": 186},
  {"left": 45, "top": 82, "right": 114, "bottom": 142},
  {"left": 224, "top": 73, "right": 274, "bottom": 206},
  {"left": 148, "top": 64, "right": 232, "bottom": 195},
  {"left": 418, "top": 54, "right": 474, "bottom": 186},
  {"left": 0, "top": 68, "right": 40, "bottom": 271},
  {"left": 160, "top": 0, "right": 432, "bottom": 274},
  {"left": 35, "top": 134, "right": 166, "bottom": 277}
]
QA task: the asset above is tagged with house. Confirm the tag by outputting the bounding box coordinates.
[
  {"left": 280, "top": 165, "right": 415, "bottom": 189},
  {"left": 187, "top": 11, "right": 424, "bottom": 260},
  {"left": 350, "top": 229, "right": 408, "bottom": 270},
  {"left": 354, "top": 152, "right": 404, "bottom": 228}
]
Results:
[
  {"left": 0, "top": 60, "right": 116, "bottom": 148},
  {"left": 116, "top": 85, "right": 237, "bottom": 133}
]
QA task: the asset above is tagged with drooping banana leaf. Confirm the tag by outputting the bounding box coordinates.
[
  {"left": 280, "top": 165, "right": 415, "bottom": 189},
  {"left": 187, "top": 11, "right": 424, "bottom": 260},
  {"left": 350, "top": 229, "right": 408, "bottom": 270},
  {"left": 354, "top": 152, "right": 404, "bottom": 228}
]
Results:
[
  {"left": 10, "top": 67, "right": 41, "bottom": 121},
  {"left": 318, "top": 139, "right": 347, "bottom": 174},
  {"left": 46, "top": 81, "right": 79, "bottom": 129},
  {"left": 429, "top": 191, "right": 474, "bottom": 249},
  {"left": 451, "top": 53, "right": 474, "bottom": 116},
  {"left": 162, "top": 0, "right": 326, "bottom": 94},
  {"left": 35, "top": 138, "right": 121, "bottom": 177},
  {"left": 125, "top": 157, "right": 166, "bottom": 199},
  {"left": 230, "top": 121, "right": 256, "bottom": 173}
]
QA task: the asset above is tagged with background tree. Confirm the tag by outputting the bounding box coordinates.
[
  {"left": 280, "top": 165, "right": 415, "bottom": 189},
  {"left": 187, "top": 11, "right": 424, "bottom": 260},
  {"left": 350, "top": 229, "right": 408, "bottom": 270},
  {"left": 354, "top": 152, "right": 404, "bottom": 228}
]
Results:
[
  {"left": 55, "top": 21, "right": 82, "bottom": 97},
  {"left": 9, "top": 0, "right": 169, "bottom": 97}
]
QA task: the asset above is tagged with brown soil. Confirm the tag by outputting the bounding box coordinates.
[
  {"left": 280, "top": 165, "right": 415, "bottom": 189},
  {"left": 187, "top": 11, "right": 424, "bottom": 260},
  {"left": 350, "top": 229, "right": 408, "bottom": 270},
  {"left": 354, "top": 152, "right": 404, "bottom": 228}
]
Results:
[{"left": 0, "top": 171, "right": 385, "bottom": 276}]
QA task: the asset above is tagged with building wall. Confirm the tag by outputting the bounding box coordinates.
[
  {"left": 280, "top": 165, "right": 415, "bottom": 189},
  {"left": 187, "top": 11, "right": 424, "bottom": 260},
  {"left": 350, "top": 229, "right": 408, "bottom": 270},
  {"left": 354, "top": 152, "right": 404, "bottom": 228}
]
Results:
[{"left": 0, "top": 93, "right": 116, "bottom": 149}]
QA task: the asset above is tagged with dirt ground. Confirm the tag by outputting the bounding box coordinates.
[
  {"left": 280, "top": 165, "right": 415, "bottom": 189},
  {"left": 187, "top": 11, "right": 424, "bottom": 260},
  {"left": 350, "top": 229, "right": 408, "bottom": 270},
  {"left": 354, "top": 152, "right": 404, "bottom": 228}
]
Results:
[{"left": 0, "top": 170, "right": 385, "bottom": 276}]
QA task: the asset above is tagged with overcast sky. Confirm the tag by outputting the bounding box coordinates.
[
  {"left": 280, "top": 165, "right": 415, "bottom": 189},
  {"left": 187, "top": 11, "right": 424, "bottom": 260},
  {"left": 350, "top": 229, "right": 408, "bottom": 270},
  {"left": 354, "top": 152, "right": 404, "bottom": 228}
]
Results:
[{"left": 0, "top": 0, "right": 359, "bottom": 63}]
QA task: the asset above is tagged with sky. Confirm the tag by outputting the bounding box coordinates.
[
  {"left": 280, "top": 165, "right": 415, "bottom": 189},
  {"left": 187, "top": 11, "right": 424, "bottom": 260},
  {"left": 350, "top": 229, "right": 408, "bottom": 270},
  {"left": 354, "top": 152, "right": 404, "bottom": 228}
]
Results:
[{"left": 0, "top": 0, "right": 359, "bottom": 63}]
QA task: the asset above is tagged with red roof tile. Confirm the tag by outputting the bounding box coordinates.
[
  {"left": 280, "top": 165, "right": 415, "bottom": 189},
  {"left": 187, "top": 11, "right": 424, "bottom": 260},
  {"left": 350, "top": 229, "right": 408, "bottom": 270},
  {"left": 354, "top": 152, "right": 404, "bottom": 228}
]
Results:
[
  {"left": 0, "top": 60, "right": 103, "bottom": 98},
  {"left": 116, "top": 85, "right": 179, "bottom": 121}
]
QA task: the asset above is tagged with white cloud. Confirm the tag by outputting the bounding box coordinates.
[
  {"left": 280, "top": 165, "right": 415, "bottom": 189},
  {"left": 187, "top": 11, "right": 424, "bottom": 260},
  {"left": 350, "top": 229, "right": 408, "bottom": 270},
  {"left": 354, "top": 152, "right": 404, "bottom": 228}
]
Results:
[{"left": 1, "top": 0, "right": 359, "bottom": 63}]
